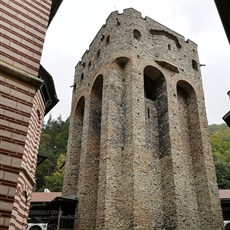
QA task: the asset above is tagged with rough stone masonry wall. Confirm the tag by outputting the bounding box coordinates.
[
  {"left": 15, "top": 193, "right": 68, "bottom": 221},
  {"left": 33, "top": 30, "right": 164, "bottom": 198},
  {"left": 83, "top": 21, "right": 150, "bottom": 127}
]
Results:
[{"left": 63, "top": 8, "right": 223, "bottom": 230}]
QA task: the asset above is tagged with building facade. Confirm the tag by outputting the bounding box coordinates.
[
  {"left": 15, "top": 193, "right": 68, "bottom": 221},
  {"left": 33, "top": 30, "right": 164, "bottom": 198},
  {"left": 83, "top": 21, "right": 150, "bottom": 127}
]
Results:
[
  {"left": 214, "top": 0, "right": 230, "bottom": 126},
  {"left": 63, "top": 8, "right": 223, "bottom": 230},
  {"left": 0, "top": 0, "right": 62, "bottom": 229}
]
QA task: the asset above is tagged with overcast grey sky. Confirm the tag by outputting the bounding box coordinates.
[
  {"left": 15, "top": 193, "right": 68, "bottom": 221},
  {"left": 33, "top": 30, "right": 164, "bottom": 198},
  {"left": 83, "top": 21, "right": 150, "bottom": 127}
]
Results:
[{"left": 41, "top": 0, "right": 230, "bottom": 124}]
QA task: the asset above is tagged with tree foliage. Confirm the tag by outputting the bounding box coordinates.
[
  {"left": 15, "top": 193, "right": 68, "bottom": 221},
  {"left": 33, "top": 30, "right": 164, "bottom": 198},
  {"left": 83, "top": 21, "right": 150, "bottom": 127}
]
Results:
[
  {"left": 35, "top": 115, "right": 69, "bottom": 192},
  {"left": 209, "top": 123, "right": 230, "bottom": 189},
  {"left": 35, "top": 119, "right": 230, "bottom": 191}
]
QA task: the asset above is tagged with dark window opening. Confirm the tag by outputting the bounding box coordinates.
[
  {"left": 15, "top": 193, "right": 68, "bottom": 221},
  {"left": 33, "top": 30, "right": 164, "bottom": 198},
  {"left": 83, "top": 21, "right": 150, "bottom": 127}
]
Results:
[
  {"left": 106, "top": 35, "right": 110, "bottom": 44},
  {"left": 36, "top": 110, "right": 41, "bottom": 121},
  {"left": 115, "top": 57, "right": 130, "bottom": 70},
  {"left": 144, "top": 75, "right": 157, "bottom": 101},
  {"left": 116, "top": 17, "right": 121, "bottom": 26},
  {"left": 192, "top": 59, "right": 198, "bottom": 70},
  {"left": 133, "top": 29, "right": 141, "bottom": 40},
  {"left": 97, "top": 49, "right": 100, "bottom": 58},
  {"left": 81, "top": 73, "right": 84, "bottom": 81}
]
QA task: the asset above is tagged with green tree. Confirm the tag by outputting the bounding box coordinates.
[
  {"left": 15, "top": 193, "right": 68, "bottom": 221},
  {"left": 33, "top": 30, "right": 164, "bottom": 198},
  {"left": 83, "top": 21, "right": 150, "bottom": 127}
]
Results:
[
  {"left": 214, "top": 160, "right": 230, "bottom": 189},
  {"left": 35, "top": 115, "right": 69, "bottom": 191},
  {"left": 209, "top": 123, "right": 230, "bottom": 189},
  {"left": 44, "top": 153, "right": 65, "bottom": 192}
]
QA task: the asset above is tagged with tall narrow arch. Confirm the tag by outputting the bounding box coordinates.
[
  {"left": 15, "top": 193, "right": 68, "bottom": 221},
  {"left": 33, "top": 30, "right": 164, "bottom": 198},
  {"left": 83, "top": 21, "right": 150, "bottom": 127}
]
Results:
[
  {"left": 176, "top": 80, "right": 206, "bottom": 226},
  {"left": 143, "top": 65, "right": 172, "bottom": 227},
  {"left": 144, "top": 66, "right": 170, "bottom": 158},
  {"left": 144, "top": 66, "right": 163, "bottom": 101},
  {"left": 176, "top": 80, "right": 198, "bottom": 152},
  {"left": 176, "top": 80, "right": 200, "bottom": 172},
  {"left": 63, "top": 96, "right": 85, "bottom": 196},
  {"left": 73, "top": 96, "right": 85, "bottom": 190},
  {"left": 84, "top": 74, "right": 103, "bottom": 228}
]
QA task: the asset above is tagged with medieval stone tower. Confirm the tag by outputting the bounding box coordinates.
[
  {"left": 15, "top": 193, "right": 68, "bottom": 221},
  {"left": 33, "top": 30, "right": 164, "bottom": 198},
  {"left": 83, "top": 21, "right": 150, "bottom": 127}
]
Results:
[{"left": 63, "top": 8, "right": 223, "bottom": 230}]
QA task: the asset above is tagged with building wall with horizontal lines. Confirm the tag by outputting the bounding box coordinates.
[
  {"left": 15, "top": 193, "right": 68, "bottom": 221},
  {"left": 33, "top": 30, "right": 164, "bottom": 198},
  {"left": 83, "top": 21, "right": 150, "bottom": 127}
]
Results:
[
  {"left": 0, "top": 0, "right": 51, "bottom": 76},
  {"left": 0, "top": 73, "right": 45, "bottom": 229},
  {"left": 0, "top": 0, "right": 54, "bottom": 229}
]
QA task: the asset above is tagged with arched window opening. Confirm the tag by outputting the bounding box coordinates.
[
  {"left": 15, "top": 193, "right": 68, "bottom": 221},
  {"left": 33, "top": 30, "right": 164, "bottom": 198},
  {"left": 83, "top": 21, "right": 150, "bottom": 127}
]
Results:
[
  {"left": 192, "top": 59, "right": 198, "bottom": 71},
  {"left": 144, "top": 66, "right": 163, "bottom": 101},
  {"left": 97, "top": 49, "right": 100, "bottom": 58},
  {"left": 106, "top": 35, "right": 110, "bottom": 44},
  {"left": 133, "top": 29, "right": 141, "bottom": 40},
  {"left": 101, "top": 35, "right": 105, "bottom": 41},
  {"left": 115, "top": 57, "right": 130, "bottom": 70},
  {"left": 81, "top": 73, "right": 84, "bottom": 81}
]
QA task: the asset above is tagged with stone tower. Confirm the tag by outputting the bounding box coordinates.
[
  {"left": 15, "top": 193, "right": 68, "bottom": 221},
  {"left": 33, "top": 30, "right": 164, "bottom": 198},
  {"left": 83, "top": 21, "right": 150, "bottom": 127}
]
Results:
[{"left": 63, "top": 8, "right": 223, "bottom": 230}]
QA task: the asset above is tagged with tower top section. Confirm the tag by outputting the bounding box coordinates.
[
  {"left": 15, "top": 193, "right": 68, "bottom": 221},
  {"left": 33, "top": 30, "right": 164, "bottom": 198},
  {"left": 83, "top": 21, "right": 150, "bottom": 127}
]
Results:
[
  {"left": 75, "top": 8, "right": 200, "bottom": 88},
  {"left": 76, "top": 8, "right": 197, "bottom": 68}
]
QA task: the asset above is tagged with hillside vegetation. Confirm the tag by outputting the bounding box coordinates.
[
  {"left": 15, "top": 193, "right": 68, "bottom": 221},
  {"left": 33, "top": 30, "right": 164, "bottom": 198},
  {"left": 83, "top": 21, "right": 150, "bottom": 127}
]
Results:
[
  {"left": 35, "top": 115, "right": 68, "bottom": 192},
  {"left": 35, "top": 117, "right": 230, "bottom": 191},
  {"left": 209, "top": 123, "right": 230, "bottom": 189}
]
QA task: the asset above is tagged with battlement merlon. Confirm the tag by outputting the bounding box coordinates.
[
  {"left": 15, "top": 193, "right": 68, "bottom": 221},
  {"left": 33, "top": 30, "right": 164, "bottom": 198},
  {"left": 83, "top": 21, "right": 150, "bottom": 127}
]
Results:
[{"left": 75, "top": 8, "right": 198, "bottom": 71}]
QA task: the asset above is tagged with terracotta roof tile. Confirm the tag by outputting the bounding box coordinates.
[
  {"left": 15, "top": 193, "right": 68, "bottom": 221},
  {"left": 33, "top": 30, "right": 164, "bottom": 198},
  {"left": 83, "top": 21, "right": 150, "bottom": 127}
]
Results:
[
  {"left": 31, "top": 190, "right": 230, "bottom": 203},
  {"left": 219, "top": 190, "right": 230, "bottom": 199},
  {"left": 31, "top": 192, "right": 62, "bottom": 202}
]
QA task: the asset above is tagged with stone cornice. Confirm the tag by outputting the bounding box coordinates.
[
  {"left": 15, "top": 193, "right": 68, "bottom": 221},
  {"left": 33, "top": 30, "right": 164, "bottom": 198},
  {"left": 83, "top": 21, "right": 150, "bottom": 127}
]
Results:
[{"left": 0, "top": 61, "right": 43, "bottom": 88}]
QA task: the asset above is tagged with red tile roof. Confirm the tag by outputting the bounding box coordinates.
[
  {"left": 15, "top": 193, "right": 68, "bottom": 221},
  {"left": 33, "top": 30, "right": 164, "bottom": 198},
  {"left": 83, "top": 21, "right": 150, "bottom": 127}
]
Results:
[
  {"left": 31, "top": 190, "right": 230, "bottom": 203},
  {"left": 219, "top": 190, "right": 230, "bottom": 199},
  {"left": 31, "top": 192, "right": 62, "bottom": 202}
]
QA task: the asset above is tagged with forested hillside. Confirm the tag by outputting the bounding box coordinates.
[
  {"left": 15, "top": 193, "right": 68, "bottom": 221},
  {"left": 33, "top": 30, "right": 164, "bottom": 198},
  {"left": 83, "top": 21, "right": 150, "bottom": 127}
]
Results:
[
  {"left": 209, "top": 123, "right": 230, "bottom": 189},
  {"left": 35, "top": 118, "right": 230, "bottom": 191},
  {"left": 35, "top": 115, "right": 69, "bottom": 191}
]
